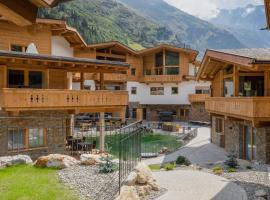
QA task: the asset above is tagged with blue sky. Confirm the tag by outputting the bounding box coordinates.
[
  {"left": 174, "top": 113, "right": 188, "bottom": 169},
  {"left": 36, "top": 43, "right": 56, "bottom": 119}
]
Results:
[{"left": 165, "top": 0, "right": 264, "bottom": 19}]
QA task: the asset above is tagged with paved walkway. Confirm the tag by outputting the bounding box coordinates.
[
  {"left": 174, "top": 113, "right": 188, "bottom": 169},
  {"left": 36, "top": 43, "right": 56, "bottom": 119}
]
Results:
[
  {"left": 144, "top": 127, "right": 227, "bottom": 166},
  {"left": 153, "top": 169, "right": 248, "bottom": 200}
]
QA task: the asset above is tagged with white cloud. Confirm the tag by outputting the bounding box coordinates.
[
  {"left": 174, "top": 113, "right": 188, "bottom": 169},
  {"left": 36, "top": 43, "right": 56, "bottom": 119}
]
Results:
[{"left": 165, "top": 0, "right": 264, "bottom": 19}]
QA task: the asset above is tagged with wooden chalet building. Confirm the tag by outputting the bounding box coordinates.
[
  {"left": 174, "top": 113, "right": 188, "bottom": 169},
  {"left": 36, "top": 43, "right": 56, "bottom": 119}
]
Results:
[
  {"left": 197, "top": 48, "right": 270, "bottom": 163},
  {"left": 76, "top": 41, "right": 210, "bottom": 122},
  {"left": 0, "top": 17, "right": 129, "bottom": 157}
]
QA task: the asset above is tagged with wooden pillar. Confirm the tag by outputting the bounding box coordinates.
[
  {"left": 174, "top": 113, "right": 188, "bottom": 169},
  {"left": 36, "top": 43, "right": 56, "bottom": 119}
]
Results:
[
  {"left": 264, "top": 71, "right": 269, "bottom": 96},
  {"left": 119, "top": 107, "right": 126, "bottom": 123},
  {"left": 99, "top": 112, "right": 105, "bottom": 152},
  {"left": 100, "top": 72, "right": 104, "bottom": 90},
  {"left": 163, "top": 48, "right": 166, "bottom": 75},
  {"left": 80, "top": 72, "right": 84, "bottom": 90},
  {"left": 136, "top": 108, "right": 143, "bottom": 122},
  {"left": 233, "top": 65, "right": 239, "bottom": 97}
]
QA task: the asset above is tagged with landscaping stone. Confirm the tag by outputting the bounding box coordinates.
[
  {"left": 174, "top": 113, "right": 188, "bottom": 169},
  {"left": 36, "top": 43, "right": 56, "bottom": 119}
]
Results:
[
  {"left": 148, "top": 179, "right": 160, "bottom": 191},
  {"left": 125, "top": 171, "right": 137, "bottom": 186},
  {"left": 115, "top": 186, "right": 140, "bottom": 200},
  {"left": 34, "top": 154, "right": 79, "bottom": 169},
  {"left": 135, "top": 162, "right": 153, "bottom": 184},
  {"left": 255, "top": 190, "right": 267, "bottom": 198},
  {"left": 0, "top": 155, "right": 33, "bottom": 168}
]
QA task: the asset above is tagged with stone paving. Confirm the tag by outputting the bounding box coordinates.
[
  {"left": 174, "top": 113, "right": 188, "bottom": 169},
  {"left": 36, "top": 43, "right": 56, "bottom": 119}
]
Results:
[
  {"left": 144, "top": 127, "right": 227, "bottom": 166},
  {"left": 153, "top": 169, "right": 248, "bottom": 200}
]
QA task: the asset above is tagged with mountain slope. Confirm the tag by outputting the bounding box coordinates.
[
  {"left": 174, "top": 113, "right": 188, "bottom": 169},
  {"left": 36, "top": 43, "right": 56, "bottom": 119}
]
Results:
[
  {"left": 210, "top": 5, "right": 270, "bottom": 48},
  {"left": 39, "top": 0, "right": 245, "bottom": 52},
  {"left": 118, "top": 0, "right": 245, "bottom": 51},
  {"left": 38, "top": 0, "right": 183, "bottom": 50}
]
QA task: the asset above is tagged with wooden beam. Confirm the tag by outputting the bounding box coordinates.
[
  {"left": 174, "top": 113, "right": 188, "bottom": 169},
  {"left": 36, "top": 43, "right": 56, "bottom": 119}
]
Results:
[
  {"left": 96, "top": 52, "right": 126, "bottom": 60},
  {"left": 0, "top": 0, "right": 37, "bottom": 26},
  {"left": 233, "top": 65, "right": 239, "bottom": 97}
]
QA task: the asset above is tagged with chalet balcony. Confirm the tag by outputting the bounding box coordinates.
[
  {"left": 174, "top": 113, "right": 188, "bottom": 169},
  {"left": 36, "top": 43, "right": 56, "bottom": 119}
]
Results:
[
  {"left": 94, "top": 73, "right": 128, "bottom": 82},
  {"left": 205, "top": 97, "right": 270, "bottom": 120},
  {"left": 140, "top": 75, "right": 182, "bottom": 83},
  {"left": 0, "top": 88, "right": 128, "bottom": 112},
  {"left": 189, "top": 94, "right": 210, "bottom": 103}
]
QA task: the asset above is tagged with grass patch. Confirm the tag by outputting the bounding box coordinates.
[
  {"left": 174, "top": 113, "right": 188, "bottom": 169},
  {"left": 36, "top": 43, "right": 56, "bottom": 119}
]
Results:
[
  {"left": 164, "top": 162, "right": 176, "bottom": 171},
  {"left": 212, "top": 166, "right": 224, "bottom": 175},
  {"left": 86, "top": 133, "right": 182, "bottom": 156},
  {"left": 148, "top": 164, "right": 162, "bottom": 171},
  {"left": 0, "top": 165, "right": 78, "bottom": 200}
]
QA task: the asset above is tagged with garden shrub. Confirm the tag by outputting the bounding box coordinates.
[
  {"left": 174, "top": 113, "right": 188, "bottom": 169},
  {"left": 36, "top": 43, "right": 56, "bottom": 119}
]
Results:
[
  {"left": 246, "top": 165, "right": 252, "bottom": 170},
  {"left": 176, "top": 156, "right": 190, "bottom": 166},
  {"left": 212, "top": 166, "right": 223, "bottom": 175},
  {"left": 227, "top": 168, "right": 236, "bottom": 173},
  {"left": 224, "top": 152, "right": 239, "bottom": 168},
  {"left": 99, "top": 156, "right": 118, "bottom": 173},
  {"left": 164, "top": 162, "right": 176, "bottom": 171}
]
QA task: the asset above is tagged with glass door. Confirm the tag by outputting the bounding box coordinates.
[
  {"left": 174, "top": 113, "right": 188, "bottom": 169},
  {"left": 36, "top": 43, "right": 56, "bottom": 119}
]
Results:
[{"left": 245, "top": 126, "right": 252, "bottom": 160}]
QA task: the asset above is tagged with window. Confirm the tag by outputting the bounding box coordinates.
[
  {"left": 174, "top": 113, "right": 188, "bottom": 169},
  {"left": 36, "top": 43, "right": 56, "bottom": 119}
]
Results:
[
  {"left": 171, "top": 87, "right": 178, "bottom": 94},
  {"left": 155, "top": 52, "right": 163, "bottom": 67},
  {"left": 215, "top": 118, "right": 223, "bottom": 133},
  {"left": 131, "top": 87, "right": 137, "bottom": 95},
  {"left": 8, "top": 70, "right": 25, "bottom": 88},
  {"left": 8, "top": 128, "right": 26, "bottom": 151},
  {"left": 29, "top": 71, "right": 43, "bottom": 88},
  {"left": 165, "top": 51, "right": 179, "bottom": 66},
  {"left": 150, "top": 87, "right": 164, "bottom": 95},
  {"left": 131, "top": 68, "right": 136, "bottom": 76},
  {"left": 28, "top": 128, "right": 45, "bottom": 148},
  {"left": 166, "top": 67, "right": 179, "bottom": 75},
  {"left": 114, "top": 86, "right": 121, "bottom": 91},
  {"left": 196, "top": 89, "right": 210, "bottom": 94},
  {"left": 10, "top": 44, "right": 27, "bottom": 52}
]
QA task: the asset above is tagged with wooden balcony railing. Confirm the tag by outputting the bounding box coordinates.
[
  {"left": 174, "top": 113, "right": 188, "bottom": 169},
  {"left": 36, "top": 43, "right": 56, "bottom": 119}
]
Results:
[
  {"left": 140, "top": 75, "right": 182, "bottom": 83},
  {"left": 205, "top": 97, "right": 270, "bottom": 119},
  {"left": 0, "top": 88, "right": 128, "bottom": 111},
  {"left": 189, "top": 94, "right": 210, "bottom": 103},
  {"left": 93, "top": 73, "right": 127, "bottom": 82}
]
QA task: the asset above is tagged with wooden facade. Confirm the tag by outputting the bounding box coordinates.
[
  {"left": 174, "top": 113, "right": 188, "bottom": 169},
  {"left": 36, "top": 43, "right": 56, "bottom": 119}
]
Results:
[{"left": 198, "top": 49, "right": 270, "bottom": 163}]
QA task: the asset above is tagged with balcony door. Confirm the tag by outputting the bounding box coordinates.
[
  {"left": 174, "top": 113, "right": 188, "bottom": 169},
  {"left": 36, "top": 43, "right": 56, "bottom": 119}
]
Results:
[{"left": 242, "top": 126, "right": 256, "bottom": 161}]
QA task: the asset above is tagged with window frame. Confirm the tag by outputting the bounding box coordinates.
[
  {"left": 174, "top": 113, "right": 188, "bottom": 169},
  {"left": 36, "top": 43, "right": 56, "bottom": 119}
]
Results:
[
  {"left": 28, "top": 128, "right": 46, "bottom": 148},
  {"left": 131, "top": 87, "right": 137, "bottom": 95},
  {"left": 150, "top": 87, "right": 164, "bottom": 95},
  {"left": 10, "top": 44, "right": 27, "bottom": 53},
  {"left": 8, "top": 128, "right": 26, "bottom": 151},
  {"left": 171, "top": 87, "right": 179, "bottom": 95},
  {"left": 131, "top": 68, "right": 136, "bottom": 76},
  {"left": 215, "top": 118, "right": 224, "bottom": 133}
]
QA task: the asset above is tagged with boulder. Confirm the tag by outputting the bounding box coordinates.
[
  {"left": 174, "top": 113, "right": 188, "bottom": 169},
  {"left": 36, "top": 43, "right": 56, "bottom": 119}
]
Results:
[
  {"left": 80, "top": 154, "right": 104, "bottom": 164},
  {"left": 148, "top": 179, "right": 160, "bottom": 191},
  {"left": 135, "top": 162, "right": 153, "bottom": 184},
  {"left": 0, "top": 155, "right": 33, "bottom": 168},
  {"left": 255, "top": 190, "right": 267, "bottom": 198},
  {"left": 35, "top": 154, "right": 79, "bottom": 169},
  {"left": 80, "top": 159, "right": 96, "bottom": 166},
  {"left": 115, "top": 186, "right": 140, "bottom": 200},
  {"left": 124, "top": 171, "right": 137, "bottom": 186}
]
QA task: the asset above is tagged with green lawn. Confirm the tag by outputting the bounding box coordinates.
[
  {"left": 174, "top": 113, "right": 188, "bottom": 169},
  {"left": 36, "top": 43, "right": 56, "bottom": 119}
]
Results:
[
  {"left": 0, "top": 165, "right": 78, "bottom": 200},
  {"left": 87, "top": 133, "right": 182, "bottom": 156}
]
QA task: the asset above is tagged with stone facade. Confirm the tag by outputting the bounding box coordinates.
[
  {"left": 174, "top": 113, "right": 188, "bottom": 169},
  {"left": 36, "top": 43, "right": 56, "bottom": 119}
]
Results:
[
  {"left": 211, "top": 115, "right": 270, "bottom": 164},
  {"left": 0, "top": 110, "right": 70, "bottom": 160},
  {"left": 190, "top": 102, "right": 210, "bottom": 122}
]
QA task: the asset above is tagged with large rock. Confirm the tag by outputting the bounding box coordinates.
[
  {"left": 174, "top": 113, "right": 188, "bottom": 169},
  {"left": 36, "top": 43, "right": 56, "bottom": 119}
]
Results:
[
  {"left": 35, "top": 154, "right": 79, "bottom": 169},
  {"left": 115, "top": 186, "right": 140, "bottom": 200},
  {"left": 0, "top": 155, "right": 33, "bottom": 168},
  {"left": 148, "top": 179, "right": 160, "bottom": 191},
  {"left": 124, "top": 171, "right": 137, "bottom": 186},
  {"left": 255, "top": 190, "right": 267, "bottom": 198},
  {"left": 134, "top": 162, "right": 153, "bottom": 184},
  {"left": 80, "top": 154, "right": 104, "bottom": 164}
]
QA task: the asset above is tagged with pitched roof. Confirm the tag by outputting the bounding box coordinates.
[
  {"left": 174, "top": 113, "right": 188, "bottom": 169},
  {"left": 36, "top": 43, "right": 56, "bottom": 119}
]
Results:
[
  {"left": 216, "top": 48, "right": 270, "bottom": 61},
  {"left": 29, "top": 0, "right": 71, "bottom": 7}
]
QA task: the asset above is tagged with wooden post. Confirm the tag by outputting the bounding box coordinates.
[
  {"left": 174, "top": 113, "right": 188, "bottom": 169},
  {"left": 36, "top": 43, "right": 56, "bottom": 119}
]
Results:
[
  {"left": 99, "top": 112, "right": 105, "bottom": 152},
  {"left": 100, "top": 72, "right": 104, "bottom": 90},
  {"left": 264, "top": 71, "right": 269, "bottom": 96},
  {"left": 163, "top": 48, "right": 166, "bottom": 75},
  {"left": 233, "top": 65, "right": 239, "bottom": 97},
  {"left": 80, "top": 72, "right": 84, "bottom": 90},
  {"left": 119, "top": 107, "right": 126, "bottom": 123},
  {"left": 136, "top": 108, "right": 143, "bottom": 122}
]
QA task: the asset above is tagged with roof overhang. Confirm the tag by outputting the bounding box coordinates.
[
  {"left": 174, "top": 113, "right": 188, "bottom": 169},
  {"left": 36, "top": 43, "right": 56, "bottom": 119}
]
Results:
[
  {"left": 0, "top": 0, "right": 70, "bottom": 26},
  {"left": 138, "top": 44, "right": 198, "bottom": 62},
  {"left": 197, "top": 50, "right": 254, "bottom": 81},
  {"left": 0, "top": 50, "right": 129, "bottom": 73}
]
